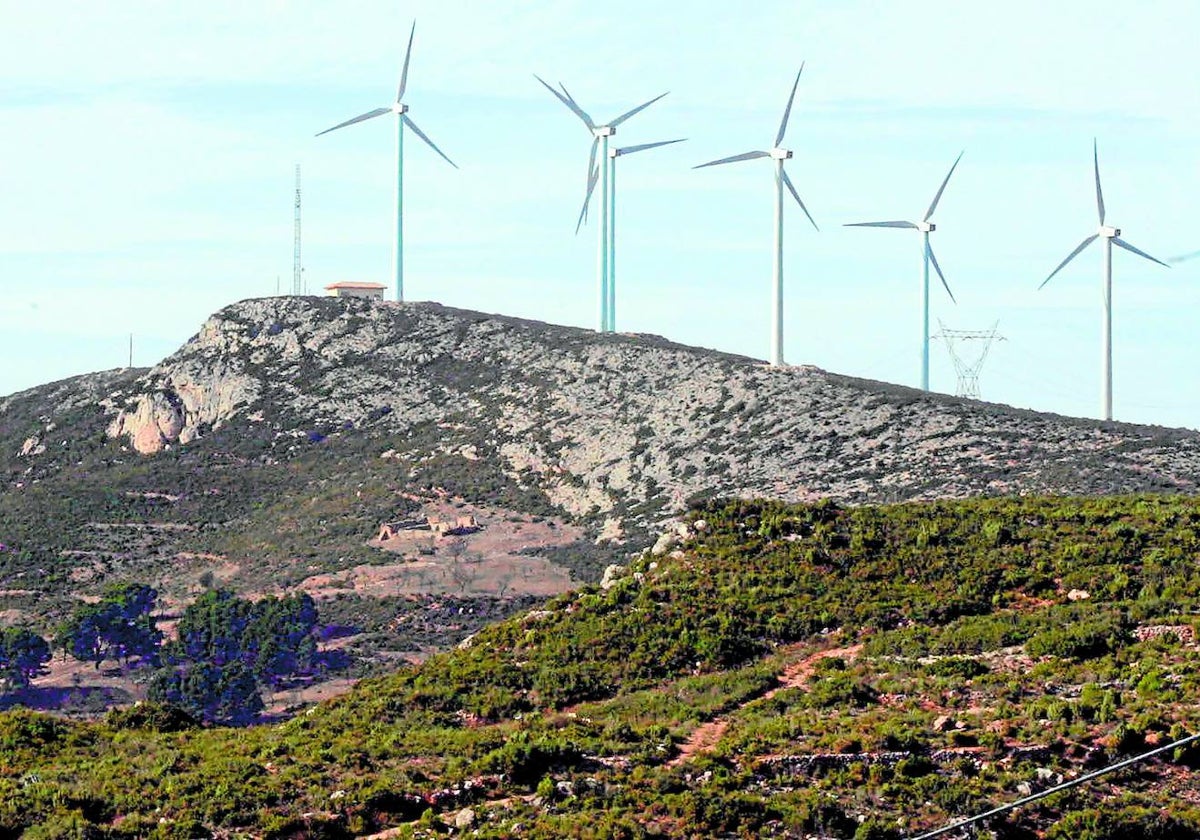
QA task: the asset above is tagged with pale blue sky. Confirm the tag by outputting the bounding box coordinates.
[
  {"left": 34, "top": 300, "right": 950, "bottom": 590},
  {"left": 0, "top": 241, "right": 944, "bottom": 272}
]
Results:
[{"left": 2, "top": 1, "right": 1198, "bottom": 428}]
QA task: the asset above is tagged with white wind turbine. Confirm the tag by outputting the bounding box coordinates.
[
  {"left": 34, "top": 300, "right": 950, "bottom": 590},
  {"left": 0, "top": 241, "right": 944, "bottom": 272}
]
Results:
[
  {"left": 845, "top": 151, "right": 964, "bottom": 391},
  {"left": 603, "top": 139, "right": 686, "bottom": 331},
  {"left": 694, "top": 66, "right": 818, "bottom": 366},
  {"left": 317, "top": 22, "right": 457, "bottom": 303},
  {"left": 560, "top": 136, "right": 686, "bottom": 332},
  {"left": 1039, "top": 140, "right": 1169, "bottom": 421},
  {"left": 535, "top": 76, "right": 668, "bottom": 332}
]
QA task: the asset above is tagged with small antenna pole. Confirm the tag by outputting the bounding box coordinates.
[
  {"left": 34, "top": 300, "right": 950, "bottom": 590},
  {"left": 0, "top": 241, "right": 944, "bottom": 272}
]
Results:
[
  {"left": 293, "top": 164, "right": 303, "bottom": 295},
  {"left": 128, "top": 334, "right": 133, "bottom": 369},
  {"left": 932, "top": 320, "right": 1006, "bottom": 399}
]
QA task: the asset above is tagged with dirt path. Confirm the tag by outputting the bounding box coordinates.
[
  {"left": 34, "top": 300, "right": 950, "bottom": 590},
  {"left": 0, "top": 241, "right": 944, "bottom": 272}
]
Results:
[{"left": 669, "top": 643, "right": 863, "bottom": 767}]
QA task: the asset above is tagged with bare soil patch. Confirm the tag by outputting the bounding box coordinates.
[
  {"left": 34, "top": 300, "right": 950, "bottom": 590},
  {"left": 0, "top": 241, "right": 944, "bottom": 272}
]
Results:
[
  {"left": 299, "top": 499, "right": 585, "bottom": 600},
  {"left": 670, "top": 643, "right": 863, "bottom": 766}
]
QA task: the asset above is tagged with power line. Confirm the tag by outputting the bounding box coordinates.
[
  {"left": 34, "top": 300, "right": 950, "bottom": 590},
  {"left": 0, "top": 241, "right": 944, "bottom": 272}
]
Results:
[
  {"left": 910, "top": 730, "right": 1200, "bottom": 839},
  {"left": 932, "top": 320, "right": 1005, "bottom": 400}
]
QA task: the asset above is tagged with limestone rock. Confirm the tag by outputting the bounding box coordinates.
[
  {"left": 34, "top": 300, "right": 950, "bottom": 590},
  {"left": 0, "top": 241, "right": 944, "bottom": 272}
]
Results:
[
  {"left": 651, "top": 532, "right": 678, "bottom": 556},
  {"left": 454, "top": 808, "right": 476, "bottom": 829},
  {"left": 85, "top": 295, "right": 1200, "bottom": 535},
  {"left": 600, "top": 564, "right": 627, "bottom": 590}
]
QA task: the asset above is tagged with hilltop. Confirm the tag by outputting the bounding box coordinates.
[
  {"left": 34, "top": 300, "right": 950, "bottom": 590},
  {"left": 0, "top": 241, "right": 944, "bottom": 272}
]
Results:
[
  {"left": 4, "top": 495, "right": 1200, "bottom": 837},
  {"left": 4, "top": 297, "right": 1200, "bottom": 691}
]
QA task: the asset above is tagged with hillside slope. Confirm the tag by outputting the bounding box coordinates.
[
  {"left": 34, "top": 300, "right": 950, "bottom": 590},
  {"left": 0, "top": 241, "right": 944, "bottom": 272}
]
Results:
[
  {"left": 4, "top": 495, "right": 1200, "bottom": 837},
  {"left": 4, "top": 297, "right": 1200, "bottom": 679},
  {"left": 100, "top": 297, "right": 1200, "bottom": 513}
]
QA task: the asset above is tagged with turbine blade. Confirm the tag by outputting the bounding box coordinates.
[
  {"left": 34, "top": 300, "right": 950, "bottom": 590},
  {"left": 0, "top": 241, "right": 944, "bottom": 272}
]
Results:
[
  {"left": 586, "top": 136, "right": 599, "bottom": 191},
  {"left": 693, "top": 150, "right": 769, "bottom": 169},
  {"left": 1039, "top": 235, "right": 1099, "bottom": 289},
  {"left": 1113, "top": 237, "right": 1169, "bottom": 268},
  {"left": 927, "top": 242, "right": 956, "bottom": 304},
  {"left": 924, "top": 150, "right": 964, "bottom": 222},
  {"left": 1094, "top": 138, "right": 1105, "bottom": 224},
  {"left": 615, "top": 138, "right": 686, "bottom": 156},
  {"left": 397, "top": 21, "right": 416, "bottom": 101},
  {"left": 1169, "top": 249, "right": 1200, "bottom": 264},
  {"left": 534, "top": 75, "right": 595, "bottom": 130},
  {"left": 315, "top": 107, "right": 391, "bottom": 137},
  {"left": 557, "top": 81, "right": 599, "bottom": 131},
  {"left": 775, "top": 63, "right": 804, "bottom": 147},
  {"left": 575, "top": 164, "right": 599, "bottom": 234},
  {"left": 844, "top": 220, "right": 918, "bottom": 229},
  {"left": 781, "top": 167, "right": 818, "bottom": 232},
  {"left": 610, "top": 91, "right": 669, "bottom": 128},
  {"left": 401, "top": 114, "right": 458, "bottom": 168}
]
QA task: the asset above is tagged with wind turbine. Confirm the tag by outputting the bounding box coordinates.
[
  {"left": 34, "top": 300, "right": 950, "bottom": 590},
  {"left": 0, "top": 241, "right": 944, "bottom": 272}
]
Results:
[
  {"left": 1039, "top": 140, "right": 1168, "bottom": 421},
  {"left": 694, "top": 66, "right": 818, "bottom": 366},
  {"left": 535, "top": 76, "right": 668, "bottom": 332},
  {"left": 317, "top": 22, "right": 457, "bottom": 303},
  {"left": 845, "top": 151, "right": 964, "bottom": 391},
  {"left": 601, "top": 138, "right": 686, "bottom": 331}
]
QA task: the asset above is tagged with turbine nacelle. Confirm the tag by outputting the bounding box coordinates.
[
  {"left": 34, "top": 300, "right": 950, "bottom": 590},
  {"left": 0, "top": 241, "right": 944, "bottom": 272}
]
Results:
[
  {"left": 594, "top": 126, "right": 616, "bottom": 138},
  {"left": 769, "top": 148, "right": 793, "bottom": 160},
  {"left": 1099, "top": 225, "right": 1121, "bottom": 238},
  {"left": 391, "top": 103, "right": 409, "bottom": 115},
  {"left": 917, "top": 221, "right": 936, "bottom": 233}
]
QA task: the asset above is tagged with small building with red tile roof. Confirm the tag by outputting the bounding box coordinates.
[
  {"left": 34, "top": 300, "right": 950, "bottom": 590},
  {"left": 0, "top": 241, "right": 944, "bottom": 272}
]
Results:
[{"left": 325, "top": 281, "right": 386, "bottom": 300}]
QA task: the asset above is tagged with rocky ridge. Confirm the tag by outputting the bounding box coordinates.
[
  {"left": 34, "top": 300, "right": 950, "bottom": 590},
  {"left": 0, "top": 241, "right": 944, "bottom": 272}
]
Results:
[{"left": 99, "top": 296, "right": 1200, "bottom": 521}]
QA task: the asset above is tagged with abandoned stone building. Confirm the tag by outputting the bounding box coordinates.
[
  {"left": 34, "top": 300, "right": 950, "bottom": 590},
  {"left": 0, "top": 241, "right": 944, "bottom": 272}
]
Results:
[{"left": 377, "top": 514, "right": 480, "bottom": 541}]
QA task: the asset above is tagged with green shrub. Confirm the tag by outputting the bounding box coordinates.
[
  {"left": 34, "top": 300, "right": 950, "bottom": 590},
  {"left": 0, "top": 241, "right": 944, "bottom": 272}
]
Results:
[
  {"left": 1026, "top": 618, "right": 1128, "bottom": 660},
  {"left": 925, "top": 657, "right": 989, "bottom": 680},
  {"left": 1047, "top": 806, "right": 1200, "bottom": 840}
]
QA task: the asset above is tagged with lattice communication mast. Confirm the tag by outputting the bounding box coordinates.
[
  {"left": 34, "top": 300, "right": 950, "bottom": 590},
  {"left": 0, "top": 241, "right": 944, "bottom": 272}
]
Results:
[
  {"left": 933, "top": 320, "right": 1005, "bottom": 400},
  {"left": 292, "top": 164, "right": 303, "bottom": 295}
]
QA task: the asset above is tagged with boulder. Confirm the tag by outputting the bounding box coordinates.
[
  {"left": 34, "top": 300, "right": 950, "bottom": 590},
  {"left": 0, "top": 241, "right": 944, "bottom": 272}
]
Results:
[
  {"left": 600, "top": 564, "right": 627, "bottom": 590},
  {"left": 651, "top": 532, "right": 677, "bottom": 556},
  {"left": 18, "top": 437, "right": 45, "bottom": 457}
]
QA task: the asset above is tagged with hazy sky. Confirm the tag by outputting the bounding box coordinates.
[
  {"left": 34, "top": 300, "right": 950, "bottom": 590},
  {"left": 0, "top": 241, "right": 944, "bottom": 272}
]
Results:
[{"left": 2, "top": 1, "right": 1198, "bottom": 428}]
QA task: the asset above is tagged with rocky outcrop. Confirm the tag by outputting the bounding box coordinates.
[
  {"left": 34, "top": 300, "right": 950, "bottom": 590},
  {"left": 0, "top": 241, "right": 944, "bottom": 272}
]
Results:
[{"left": 100, "top": 296, "right": 1200, "bottom": 515}]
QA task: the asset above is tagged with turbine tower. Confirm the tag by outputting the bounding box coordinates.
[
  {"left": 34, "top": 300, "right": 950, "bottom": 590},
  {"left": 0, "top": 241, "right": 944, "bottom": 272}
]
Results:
[
  {"left": 1039, "top": 140, "right": 1168, "bottom": 421},
  {"left": 317, "top": 22, "right": 457, "bottom": 303},
  {"left": 694, "top": 66, "right": 819, "bottom": 366},
  {"left": 933, "top": 320, "right": 1005, "bottom": 400},
  {"left": 845, "top": 152, "right": 964, "bottom": 391},
  {"left": 535, "top": 76, "right": 668, "bottom": 332},
  {"left": 605, "top": 139, "right": 685, "bottom": 331}
]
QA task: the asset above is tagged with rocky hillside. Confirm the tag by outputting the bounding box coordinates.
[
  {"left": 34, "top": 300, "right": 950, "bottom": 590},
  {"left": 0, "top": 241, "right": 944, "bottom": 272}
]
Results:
[
  {"left": 5, "top": 296, "right": 1200, "bottom": 698},
  {"left": 100, "top": 296, "right": 1200, "bottom": 518}
]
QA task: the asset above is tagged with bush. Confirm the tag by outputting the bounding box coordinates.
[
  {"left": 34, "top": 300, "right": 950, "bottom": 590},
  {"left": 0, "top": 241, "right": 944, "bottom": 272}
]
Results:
[
  {"left": 1047, "top": 806, "right": 1200, "bottom": 840},
  {"left": 926, "top": 657, "right": 989, "bottom": 680},
  {"left": 104, "top": 701, "right": 200, "bottom": 733},
  {"left": 1026, "top": 618, "right": 1128, "bottom": 660}
]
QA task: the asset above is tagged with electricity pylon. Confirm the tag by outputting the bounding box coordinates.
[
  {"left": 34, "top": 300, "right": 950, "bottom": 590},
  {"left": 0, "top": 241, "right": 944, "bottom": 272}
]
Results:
[{"left": 933, "top": 320, "right": 1005, "bottom": 400}]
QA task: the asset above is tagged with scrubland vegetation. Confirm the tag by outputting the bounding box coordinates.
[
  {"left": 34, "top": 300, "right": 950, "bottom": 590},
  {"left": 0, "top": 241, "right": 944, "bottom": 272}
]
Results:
[{"left": 4, "top": 494, "right": 1200, "bottom": 837}]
